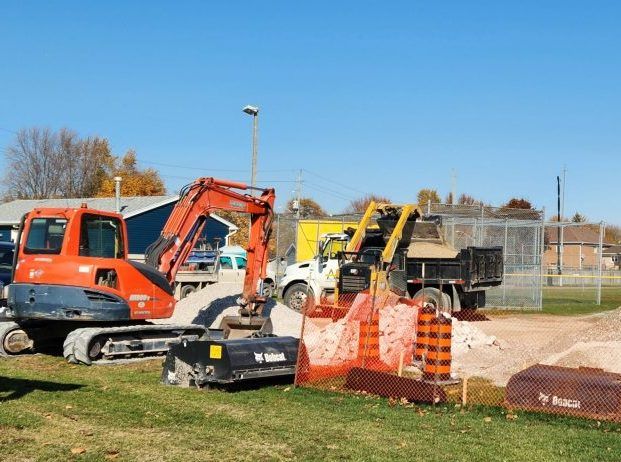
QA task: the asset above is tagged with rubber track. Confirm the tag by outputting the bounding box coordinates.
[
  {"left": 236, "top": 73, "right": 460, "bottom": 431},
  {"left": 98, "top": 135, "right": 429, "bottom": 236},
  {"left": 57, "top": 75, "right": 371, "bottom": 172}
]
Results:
[
  {"left": 63, "top": 324, "right": 207, "bottom": 365},
  {"left": 0, "top": 321, "right": 20, "bottom": 356}
]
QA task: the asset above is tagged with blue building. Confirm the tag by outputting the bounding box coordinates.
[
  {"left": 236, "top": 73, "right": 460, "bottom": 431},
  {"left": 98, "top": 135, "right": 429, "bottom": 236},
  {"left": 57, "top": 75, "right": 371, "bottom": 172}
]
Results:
[{"left": 0, "top": 196, "right": 238, "bottom": 258}]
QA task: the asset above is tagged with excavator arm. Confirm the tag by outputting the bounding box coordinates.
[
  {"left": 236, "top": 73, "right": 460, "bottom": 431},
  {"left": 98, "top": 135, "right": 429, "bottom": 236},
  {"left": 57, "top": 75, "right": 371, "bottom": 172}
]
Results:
[{"left": 145, "top": 177, "right": 275, "bottom": 316}]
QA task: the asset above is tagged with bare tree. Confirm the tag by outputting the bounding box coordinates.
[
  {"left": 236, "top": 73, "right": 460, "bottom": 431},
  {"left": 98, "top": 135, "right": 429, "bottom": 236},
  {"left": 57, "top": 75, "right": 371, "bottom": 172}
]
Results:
[
  {"left": 457, "top": 193, "right": 480, "bottom": 206},
  {"left": 4, "top": 127, "right": 113, "bottom": 199},
  {"left": 59, "top": 129, "right": 112, "bottom": 197},
  {"left": 5, "top": 127, "right": 65, "bottom": 199},
  {"left": 346, "top": 194, "right": 391, "bottom": 213}
]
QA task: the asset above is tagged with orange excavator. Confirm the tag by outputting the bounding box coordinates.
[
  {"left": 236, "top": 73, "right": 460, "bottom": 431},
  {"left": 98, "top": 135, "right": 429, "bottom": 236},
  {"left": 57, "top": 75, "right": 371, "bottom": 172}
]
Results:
[{"left": 0, "top": 177, "right": 278, "bottom": 365}]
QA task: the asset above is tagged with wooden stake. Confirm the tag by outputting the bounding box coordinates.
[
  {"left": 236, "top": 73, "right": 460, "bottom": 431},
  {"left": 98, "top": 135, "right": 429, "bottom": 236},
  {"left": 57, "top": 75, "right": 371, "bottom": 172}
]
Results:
[
  {"left": 462, "top": 375, "right": 469, "bottom": 406},
  {"left": 398, "top": 351, "right": 405, "bottom": 377}
]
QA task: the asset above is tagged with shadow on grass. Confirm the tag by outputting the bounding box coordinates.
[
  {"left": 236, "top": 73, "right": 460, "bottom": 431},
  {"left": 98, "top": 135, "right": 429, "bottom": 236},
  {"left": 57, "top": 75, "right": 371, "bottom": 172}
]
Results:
[{"left": 0, "top": 376, "right": 83, "bottom": 402}]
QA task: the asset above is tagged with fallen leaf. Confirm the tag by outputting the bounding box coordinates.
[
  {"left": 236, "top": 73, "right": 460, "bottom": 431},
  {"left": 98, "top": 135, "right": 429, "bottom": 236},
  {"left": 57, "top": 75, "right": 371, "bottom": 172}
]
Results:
[
  {"left": 283, "top": 387, "right": 291, "bottom": 392},
  {"left": 65, "top": 405, "right": 73, "bottom": 410},
  {"left": 483, "top": 417, "right": 492, "bottom": 423},
  {"left": 44, "top": 414, "right": 52, "bottom": 420},
  {"left": 506, "top": 414, "right": 518, "bottom": 421},
  {"left": 105, "top": 450, "right": 120, "bottom": 459},
  {"left": 71, "top": 447, "right": 86, "bottom": 455}
]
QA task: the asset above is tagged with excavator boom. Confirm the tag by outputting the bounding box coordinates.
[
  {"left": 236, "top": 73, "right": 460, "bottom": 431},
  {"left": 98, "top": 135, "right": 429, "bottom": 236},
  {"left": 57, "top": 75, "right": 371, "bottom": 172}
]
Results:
[{"left": 145, "top": 177, "right": 275, "bottom": 317}]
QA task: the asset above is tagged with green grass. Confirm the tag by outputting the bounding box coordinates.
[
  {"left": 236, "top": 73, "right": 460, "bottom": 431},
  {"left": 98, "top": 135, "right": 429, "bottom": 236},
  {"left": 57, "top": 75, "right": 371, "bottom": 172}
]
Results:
[
  {"left": 542, "top": 286, "right": 621, "bottom": 315},
  {"left": 1, "top": 355, "right": 621, "bottom": 461}
]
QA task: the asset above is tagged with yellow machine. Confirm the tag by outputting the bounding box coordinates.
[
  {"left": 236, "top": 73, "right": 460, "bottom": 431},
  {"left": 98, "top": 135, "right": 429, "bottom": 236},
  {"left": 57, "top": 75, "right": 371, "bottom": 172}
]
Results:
[{"left": 321, "top": 202, "right": 422, "bottom": 310}]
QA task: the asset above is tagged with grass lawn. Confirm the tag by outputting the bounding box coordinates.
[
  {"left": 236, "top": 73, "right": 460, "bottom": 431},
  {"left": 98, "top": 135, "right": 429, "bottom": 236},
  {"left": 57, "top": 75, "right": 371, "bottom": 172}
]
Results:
[
  {"left": 542, "top": 286, "right": 621, "bottom": 315},
  {"left": 1, "top": 356, "right": 620, "bottom": 462}
]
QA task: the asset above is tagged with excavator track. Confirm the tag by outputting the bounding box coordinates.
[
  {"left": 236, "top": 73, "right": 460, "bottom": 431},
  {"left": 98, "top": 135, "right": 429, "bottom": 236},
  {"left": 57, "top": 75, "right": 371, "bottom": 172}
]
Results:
[{"left": 62, "top": 324, "right": 208, "bottom": 365}]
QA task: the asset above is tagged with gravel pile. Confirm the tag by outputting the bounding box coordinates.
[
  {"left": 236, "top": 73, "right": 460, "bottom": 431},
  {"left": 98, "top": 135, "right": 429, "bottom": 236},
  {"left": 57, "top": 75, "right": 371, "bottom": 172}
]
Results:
[
  {"left": 541, "top": 307, "right": 621, "bottom": 373},
  {"left": 154, "top": 282, "right": 303, "bottom": 338},
  {"left": 451, "top": 317, "right": 500, "bottom": 357}
]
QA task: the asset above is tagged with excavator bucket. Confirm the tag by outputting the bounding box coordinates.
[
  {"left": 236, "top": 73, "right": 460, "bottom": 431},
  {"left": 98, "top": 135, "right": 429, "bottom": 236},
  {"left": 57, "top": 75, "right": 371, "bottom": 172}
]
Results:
[{"left": 218, "top": 315, "right": 273, "bottom": 340}]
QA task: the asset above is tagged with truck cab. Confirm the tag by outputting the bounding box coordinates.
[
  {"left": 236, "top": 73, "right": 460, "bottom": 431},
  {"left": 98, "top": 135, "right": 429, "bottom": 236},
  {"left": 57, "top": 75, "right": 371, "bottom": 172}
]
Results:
[
  {"left": 277, "top": 233, "right": 348, "bottom": 312},
  {"left": 174, "top": 251, "right": 249, "bottom": 299}
]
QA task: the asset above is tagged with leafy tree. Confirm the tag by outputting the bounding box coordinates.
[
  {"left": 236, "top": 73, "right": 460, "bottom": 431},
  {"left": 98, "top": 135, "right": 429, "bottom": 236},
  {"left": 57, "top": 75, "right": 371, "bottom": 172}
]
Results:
[
  {"left": 286, "top": 197, "right": 327, "bottom": 218},
  {"left": 416, "top": 188, "right": 440, "bottom": 206},
  {"left": 571, "top": 212, "right": 587, "bottom": 223},
  {"left": 96, "top": 150, "right": 165, "bottom": 197},
  {"left": 445, "top": 192, "right": 454, "bottom": 205},
  {"left": 605, "top": 224, "right": 621, "bottom": 244},
  {"left": 503, "top": 198, "right": 534, "bottom": 209},
  {"left": 217, "top": 211, "right": 250, "bottom": 247},
  {"left": 346, "top": 194, "right": 391, "bottom": 213}
]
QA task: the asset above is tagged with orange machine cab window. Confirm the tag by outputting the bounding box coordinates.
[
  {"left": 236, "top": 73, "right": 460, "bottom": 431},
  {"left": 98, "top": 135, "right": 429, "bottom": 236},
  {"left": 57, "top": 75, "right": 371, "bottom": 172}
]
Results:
[
  {"left": 24, "top": 218, "right": 68, "bottom": 254},
  {"left": 79, "top": 214, "right": 124, "bottom": 259}
]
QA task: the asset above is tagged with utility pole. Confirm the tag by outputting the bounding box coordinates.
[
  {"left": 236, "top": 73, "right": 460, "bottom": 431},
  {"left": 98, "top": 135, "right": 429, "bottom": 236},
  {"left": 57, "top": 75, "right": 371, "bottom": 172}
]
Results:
[
  {"left": 242, "top": 105, "right": 259, "bottom": 190},
  {"left": 295, "top": 169, "right": 303, "bottom": 220},
  {"left": 557, "top": 176, "right": 561, "bottom": 276},
  {"left": 451, "top": 168, "right": 457, "bottom": 205},
  {"left": 561, "top": 166, "right": 566, "bottom": 220}
]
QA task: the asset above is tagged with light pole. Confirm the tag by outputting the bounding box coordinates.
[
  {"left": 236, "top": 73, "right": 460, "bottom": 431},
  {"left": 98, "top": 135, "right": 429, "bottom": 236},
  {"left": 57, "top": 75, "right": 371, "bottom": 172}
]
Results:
[{"left": 242, "top": 105, "right": 259, "bottom": 189}]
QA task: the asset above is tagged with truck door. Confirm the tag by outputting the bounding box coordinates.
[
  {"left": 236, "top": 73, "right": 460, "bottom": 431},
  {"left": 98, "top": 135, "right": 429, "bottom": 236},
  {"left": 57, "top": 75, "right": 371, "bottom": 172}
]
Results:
[
  {"left": 218, "top": 255, "right": 236, "bottom": 283},
  {"left": 234, "top": 256, "right": 247, "bottom": 284},
  {"left": 318, "top": 238, "right": 346, "bottom": 289}
]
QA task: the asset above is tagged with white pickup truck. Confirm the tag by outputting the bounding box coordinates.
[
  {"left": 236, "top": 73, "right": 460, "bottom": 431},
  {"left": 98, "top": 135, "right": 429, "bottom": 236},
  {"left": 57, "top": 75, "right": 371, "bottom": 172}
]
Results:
[{"left": 175, "top": 249, "right": 278, "bottom": 300}]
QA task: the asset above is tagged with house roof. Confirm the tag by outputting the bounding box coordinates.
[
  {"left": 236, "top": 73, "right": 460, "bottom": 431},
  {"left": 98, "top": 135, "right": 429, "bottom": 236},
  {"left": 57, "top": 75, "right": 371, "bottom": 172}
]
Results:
[
  {"left": 545, "top": 226, "right": 613, "bottom": 245},
  {"left": 603, "top": 244, "right": 621, "bottom": 255},
  {"left": 0, "top": 196, "right": 237, "bottom": 230}
]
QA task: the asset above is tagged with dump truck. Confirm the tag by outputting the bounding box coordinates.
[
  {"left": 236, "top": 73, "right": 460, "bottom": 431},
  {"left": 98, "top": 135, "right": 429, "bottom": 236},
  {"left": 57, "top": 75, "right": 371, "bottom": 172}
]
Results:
[{"left": 278, "top": 215, "right": 503, "bottom": 312}]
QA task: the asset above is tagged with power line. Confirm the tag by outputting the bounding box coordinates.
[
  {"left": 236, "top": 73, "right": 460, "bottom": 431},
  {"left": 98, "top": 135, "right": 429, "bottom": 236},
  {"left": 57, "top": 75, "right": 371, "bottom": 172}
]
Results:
[
  {"left": 303, "top": 169, "right": 367, "bottom": 195},
  {"left": 304, "top": 182, "right": 354, "bottom": 202}
]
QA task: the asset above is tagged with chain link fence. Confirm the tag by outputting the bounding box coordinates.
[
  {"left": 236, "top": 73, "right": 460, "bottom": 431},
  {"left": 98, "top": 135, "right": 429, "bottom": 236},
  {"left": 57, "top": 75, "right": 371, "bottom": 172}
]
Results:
[
  {"left": 273, "top": 204, "right": 546, "bottom": 310},
  {"left": 295, "top": 284, "right": 621, "bottom": 422}
]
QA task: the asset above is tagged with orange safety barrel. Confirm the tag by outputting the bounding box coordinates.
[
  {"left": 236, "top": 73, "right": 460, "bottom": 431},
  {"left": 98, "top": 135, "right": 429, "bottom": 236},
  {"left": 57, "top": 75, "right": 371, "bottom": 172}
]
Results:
[
  {"left": 423, "top": 315, "right": 452, "bottom": 382},
  {"left": 358, "top": 311, "right": 380, "bottom": 363},
  {"left": 414, "top": 305, "right": 436, "bottom": 363}
]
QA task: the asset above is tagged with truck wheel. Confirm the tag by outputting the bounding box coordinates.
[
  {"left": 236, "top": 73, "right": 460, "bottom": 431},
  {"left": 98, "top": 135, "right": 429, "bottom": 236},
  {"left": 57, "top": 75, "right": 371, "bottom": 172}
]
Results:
[
  {"left": 284, "top": 283, "right": 313, "bottom": 313},
  {"left": 180, "top": 284, "right": 197, "bottom": 299},
  {"left": 413, "top": 288, "right": 452, "bottom": 314}
]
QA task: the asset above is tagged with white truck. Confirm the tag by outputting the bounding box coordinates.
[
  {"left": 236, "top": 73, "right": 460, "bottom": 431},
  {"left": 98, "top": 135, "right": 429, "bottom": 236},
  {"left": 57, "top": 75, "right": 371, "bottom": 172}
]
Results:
[
  {"left": 175, "top": 249, "right": 278, "bottom": 300},
  {"left": 277, "top": 233, "right": 348, "bottom": 312}
]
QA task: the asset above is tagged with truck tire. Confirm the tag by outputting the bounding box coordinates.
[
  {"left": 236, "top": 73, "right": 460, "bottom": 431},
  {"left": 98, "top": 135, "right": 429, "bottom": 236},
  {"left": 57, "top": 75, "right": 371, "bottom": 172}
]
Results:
[
  {"left": 180, "top": 284, "right": 197, "bottom": 299},
  {"left": 284, "top": 283, "right": 313, "bottom": 313},
  {"left": 412, "top": 288, "right": 452, "bottom": 314}
]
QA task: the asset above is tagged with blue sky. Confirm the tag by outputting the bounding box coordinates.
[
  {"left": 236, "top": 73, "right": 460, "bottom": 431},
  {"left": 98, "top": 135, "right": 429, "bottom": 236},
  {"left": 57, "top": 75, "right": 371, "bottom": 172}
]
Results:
[{"left": 1, "top": 2, "right": 619, "bottom": 223}]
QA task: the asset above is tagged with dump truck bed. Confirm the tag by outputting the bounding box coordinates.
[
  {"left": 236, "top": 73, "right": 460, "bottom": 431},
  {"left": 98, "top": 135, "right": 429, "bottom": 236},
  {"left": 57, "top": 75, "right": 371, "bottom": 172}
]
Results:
[{"left": 405, "top": 246, "right": 503, "bottom": 291}]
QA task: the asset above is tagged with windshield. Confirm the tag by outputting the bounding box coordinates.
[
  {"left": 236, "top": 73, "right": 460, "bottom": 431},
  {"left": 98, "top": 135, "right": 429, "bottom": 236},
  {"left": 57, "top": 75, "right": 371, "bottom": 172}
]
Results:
[
  {"left": 79, "top": 214, "right": 124, "bottom": 258},
  {"left": 24, "top": 218, "right": 68, "bottom": 254},
  {"left": 0, "top": 246, "right": 12, "bottom": 271},
  {"left": 321, "top": 238, "right": 347, "bottom": 260}
]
